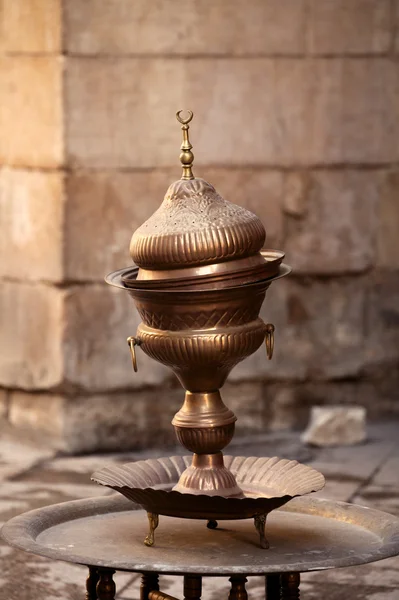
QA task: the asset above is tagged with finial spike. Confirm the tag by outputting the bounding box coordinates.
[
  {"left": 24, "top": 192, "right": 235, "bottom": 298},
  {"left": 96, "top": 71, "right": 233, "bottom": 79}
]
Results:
[{"left": 176, "top": 110, "right": 194, "bottom": 180}]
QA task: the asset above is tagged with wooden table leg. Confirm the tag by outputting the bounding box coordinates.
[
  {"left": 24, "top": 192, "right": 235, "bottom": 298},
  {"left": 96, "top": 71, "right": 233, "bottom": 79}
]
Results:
[
  {"left": 96, "top": 568, "right": 116, "bottom": 600},
  {"left": 86, "top": 566, "right": 99, "bottom": 600},
  {"left": 140, "top": 573, "right": 160, "bottom": 600},
  {"left": 265, "top": 574, "right": 280, "bottom": 600},
  {"left": 281, "top": 573, "right": 300, "bottom": 600},
  {"left": 228, "top": 576, "right": 248, "bottom": 600},
  {"left": 184, "top": 575, "right": 202, "bottom": 599}
]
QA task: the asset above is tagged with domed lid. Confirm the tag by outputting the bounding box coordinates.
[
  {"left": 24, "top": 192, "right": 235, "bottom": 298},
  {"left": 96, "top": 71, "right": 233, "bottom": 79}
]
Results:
[{"left": 130, "top": 111, "right": 266, "bottom": 270}]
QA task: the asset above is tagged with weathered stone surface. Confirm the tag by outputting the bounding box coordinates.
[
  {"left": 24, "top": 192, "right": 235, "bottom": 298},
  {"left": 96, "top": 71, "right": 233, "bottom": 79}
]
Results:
[
  {"left": 0, "top": 57, "right": 63, "bottom": 168},
  {"left": 65, "top": 0, "right": 305, "bottom": 56},
  {"left": 63, "top": 284, "right": 170, "bottom": 391},
  {"left": 0, "top": 0, "right": 62, "bottom": 53},
  {"left": 377, "top": 170, "right": 399, "bottom": 269},
  {"left": 9, "top": 388, "right": 181, "bottom": 453},
  {"left": 0, "top": 282, "right": 65, "bottom": 389},
  {"left": 230, "top": 276, "right": 367, "bottom": 382},
  {"left": 307, "top": 0, "right": 391, "bottom": 55},
  {"left": 0, "top": 168, "right": 65, "bottom": 281},
  {"left": 364, "top": 271, "right": 399, "bottom": 368},
  {"left": 302, "top": 405, "right": 367, "bottom": 447},
  {"left": 282, "top": 171, "right": 310, "bottom": 217},
  {"left": 65, "top": 57, "right": 397, "bottom": 169},
  {"left": 284, "top": 170, "right": 380, "bottom": 274},
  {"left": 222, "top": 381, "right": 266, "bottom": 433}
]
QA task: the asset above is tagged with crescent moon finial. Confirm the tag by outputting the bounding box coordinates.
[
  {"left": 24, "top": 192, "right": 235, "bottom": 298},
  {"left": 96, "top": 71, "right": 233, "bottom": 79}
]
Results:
[
  {"left": 176, "top": 110, "right": 193, "bottom": 126},
  {"left": 176, "top": 110, "right": 195, "bottom": 180}
]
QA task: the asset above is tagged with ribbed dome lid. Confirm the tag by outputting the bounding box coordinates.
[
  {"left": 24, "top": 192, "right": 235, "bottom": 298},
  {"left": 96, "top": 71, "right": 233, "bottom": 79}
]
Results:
[{"left": 129, "top": 111, "right": 266, "bottom": 270}]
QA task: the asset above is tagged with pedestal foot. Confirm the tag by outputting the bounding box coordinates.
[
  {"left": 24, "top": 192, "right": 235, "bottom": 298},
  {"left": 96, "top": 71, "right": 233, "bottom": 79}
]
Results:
[
  {"left": 184, "top": 575, "right": 202, "bottom": 599},
  {"left": 254, "top": 514, "right": 269, "bottom": 549},
  {"left": 207, "top": 519, "right": 218, "bottom": 529},
  {"left": 144, "top": 512, "right": 159, "bottom": 547},
  {"left": 281, "top": 572, "right": 300, "bottom": 600}
]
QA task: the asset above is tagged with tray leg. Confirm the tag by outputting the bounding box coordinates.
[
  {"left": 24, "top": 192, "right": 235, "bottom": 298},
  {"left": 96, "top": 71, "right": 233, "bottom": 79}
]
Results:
[
  {"left": 141, "top": 573, "right": 159, "bottom": 600},
  {"left": 184, "top": 575, "right": 202, "bottom": 600},
  {"left": 144, "top": 512, "right": 159, "bottom": 547},
  {"left": 207, "top": 519, "right": 218, "bottom": 529},
  {"left": 96, "top": 568, "right": 116, "bottom": 600},
  {"left": 254, "top": 514, "right": 269, "bottom": 549},
  {"left": 86, "top": 566, "right": 99, "bottom": 600},
  {"left": 281, "top": 572, "right": 300, "bottom": 600},
  {"left": 265, "top": 574, "right": 280, "bottom": 600}
]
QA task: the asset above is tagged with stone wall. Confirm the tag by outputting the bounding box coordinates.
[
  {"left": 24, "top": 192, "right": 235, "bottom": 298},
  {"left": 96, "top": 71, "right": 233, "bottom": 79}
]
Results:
[{"left": 0, "top": 0, "right": 398, "bottom": 452}]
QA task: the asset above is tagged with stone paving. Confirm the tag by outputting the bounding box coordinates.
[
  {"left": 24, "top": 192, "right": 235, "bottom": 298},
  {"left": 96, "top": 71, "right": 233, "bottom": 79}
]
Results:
[{"left": 0, "top": 422, "right": 398, "bottom": 600}]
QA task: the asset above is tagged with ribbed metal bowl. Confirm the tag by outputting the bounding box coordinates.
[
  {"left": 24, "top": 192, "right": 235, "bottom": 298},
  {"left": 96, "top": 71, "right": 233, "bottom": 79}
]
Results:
[{"left": 92, "top": 455, "right": 325, "bottom": 520}]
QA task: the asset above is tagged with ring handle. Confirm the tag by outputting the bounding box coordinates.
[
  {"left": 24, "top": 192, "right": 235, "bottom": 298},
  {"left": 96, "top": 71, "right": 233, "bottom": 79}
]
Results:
[
  {"left": 265, "top": 324, "right": 275, "bottom": 360},
  {"left": 127, "top": 336, "right": 141, "bottom": 373}
]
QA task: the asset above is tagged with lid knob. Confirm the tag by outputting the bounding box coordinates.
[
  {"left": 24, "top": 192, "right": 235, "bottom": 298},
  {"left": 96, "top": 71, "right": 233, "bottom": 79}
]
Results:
[{"left": 176, "top": 110, "right": 195, "bottom": 180}]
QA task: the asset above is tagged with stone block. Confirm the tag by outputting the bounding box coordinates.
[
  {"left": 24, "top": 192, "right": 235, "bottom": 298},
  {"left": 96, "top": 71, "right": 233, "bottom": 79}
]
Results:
[
  {"left": 282, "top": 171, "right": 310, "bottom": 217},
  {"left": 230, "top": 276, "right": 367, "bottom": 382},
  {"left": 307, "top": 0, "right": 391, "bottom": 55},
  {"left": 222, "top": 381, "right": 266, "bottom": 433},
  {"left": 64, "top": 170, "right": 175, "bottom": 281},
  {"left": 0, "top": 57, "right": 63, "bottom": 168},
  {"left": 64, "top": 0, "right": 305, "bottom": 56},
  {"left": 63, "top": 284, "right": 170, "bottom": 391},
  {"left": 0, "top": 0, "right": 62, "bottom": 53},
  {"left": 0, "top": 282, "right": 65, "bottom": 389},
  {"left": 0, "top": 168, "right": 65, "bottom": 281},
  {"left": 9, "top": 388, "right": 182, "bottom": 453},
  {"left": 65, "top": 57, "right": 397, "bottom": 168},
  {"left": 301, "top": 405, "right": 367, "bottom": 447},
  {"left": 377, "top": 170, "right": 399, "bottom": 269},
  {"left": 284, "top": 170, "right": 380, "bottom": 274}
]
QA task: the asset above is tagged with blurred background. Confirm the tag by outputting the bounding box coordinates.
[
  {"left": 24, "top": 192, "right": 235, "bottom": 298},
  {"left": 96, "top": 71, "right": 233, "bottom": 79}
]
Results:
[{"left": 0, "top": 0, "right": 398, "bottom": 454}]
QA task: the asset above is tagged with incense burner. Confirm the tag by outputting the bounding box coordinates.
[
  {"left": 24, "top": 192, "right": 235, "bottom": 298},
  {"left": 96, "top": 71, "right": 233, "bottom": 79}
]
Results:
[{"left": 93, "top": 111, "right": 324, "bottom": 547}]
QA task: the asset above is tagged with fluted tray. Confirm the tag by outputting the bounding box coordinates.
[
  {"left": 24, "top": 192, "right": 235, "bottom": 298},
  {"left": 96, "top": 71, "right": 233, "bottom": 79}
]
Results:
[{"left": 92, "top": 455, "right": 325, "bottom": 520}]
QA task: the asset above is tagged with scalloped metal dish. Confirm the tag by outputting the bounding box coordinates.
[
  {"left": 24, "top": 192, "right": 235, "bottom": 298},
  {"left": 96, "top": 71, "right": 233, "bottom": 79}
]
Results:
[{"left": 92, "top": 455, "right": 325, "bottom": 521}]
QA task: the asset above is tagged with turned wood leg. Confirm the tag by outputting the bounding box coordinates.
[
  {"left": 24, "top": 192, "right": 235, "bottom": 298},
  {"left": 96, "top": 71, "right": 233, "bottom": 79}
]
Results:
[
  {"left": 140, "top": 573, "right": 160, "bottom": 600},
  {"left": 281, "top": 573, "right": 300, "bottom": 600},
  {"left": 144, "top": 512, "right": 159, "bottom": 547},
  {"left": 96, "top": 569, "right": 116, "bottom": 600},
  {"left": 228, "top": 576, "right": 248, "bottom": 600},
  {"left": 265, "top": 574, "right": 281, "bottom": 600},
  {"left": 184, "top": 575, "right": 202, "bottom": 600},
  {"left": 86, "top": 566, "right": 99, "bottom": 600}
]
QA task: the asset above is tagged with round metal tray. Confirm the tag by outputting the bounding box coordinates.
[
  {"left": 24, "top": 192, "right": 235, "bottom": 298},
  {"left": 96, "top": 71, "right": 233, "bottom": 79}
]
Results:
[{"left": 2, "top": 495, "right": 399, "bottom": 575}]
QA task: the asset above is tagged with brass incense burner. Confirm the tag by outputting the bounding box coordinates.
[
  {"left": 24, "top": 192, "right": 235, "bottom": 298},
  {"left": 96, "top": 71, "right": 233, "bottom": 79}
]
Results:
[{"left": 93, "top": 112, "right": 324, "bottom": 547}]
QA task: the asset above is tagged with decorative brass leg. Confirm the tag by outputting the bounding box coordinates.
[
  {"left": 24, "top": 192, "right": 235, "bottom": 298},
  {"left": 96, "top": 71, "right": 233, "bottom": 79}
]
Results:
[
  {"left": 96, "top": 569, "right": 116, "bottom": 600},
  {"left": 184, "top": 575, "right": 202, "bottom": 600},
  {"left": 86, "top": 566, "right": 99, "bottom": 600},
  {"left": 228, "top": 576, "right": 248, "bottom": 600},
  {"left": 140, "top": 573, "right": 159, "bottom": 600},
  {"left": 144, "top": 512, "right": 159, "bottom": 547},
  {"left": 265, "top": 574, "right": 281, "bottom": 600},
  {"left": 281, "top": 572, "right": 300, "bottom": 600},
  {"left": 207, "top": 519, "right": 218, "bottom": 529},
  {"left": 254, "top": 513, "right": 269, "bottom": 549}
]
